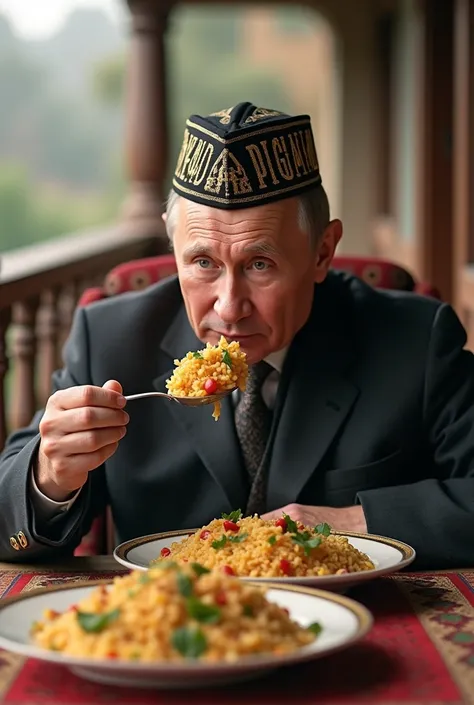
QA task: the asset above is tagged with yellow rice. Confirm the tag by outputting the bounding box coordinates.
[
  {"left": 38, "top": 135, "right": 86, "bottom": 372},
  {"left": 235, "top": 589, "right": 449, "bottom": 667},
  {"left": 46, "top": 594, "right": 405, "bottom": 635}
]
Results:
[
  {"left": 156, "top": 514, "right": 375, "bottom": 578},
  {"left": 31, "top": 564, "right": 317, "bottom": 662},
  {"left": 166, "top": 336, "right": 248, "bottom": 420}
]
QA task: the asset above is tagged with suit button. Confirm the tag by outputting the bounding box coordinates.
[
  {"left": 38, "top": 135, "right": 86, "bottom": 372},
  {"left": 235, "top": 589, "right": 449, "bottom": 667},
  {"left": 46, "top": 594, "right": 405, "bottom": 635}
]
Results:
[
  {"left": 9, "top": 536, "right": 20, "bottom": 551},
  {"left": 17, "top": 531, "right": 28, "bottom": 549}
]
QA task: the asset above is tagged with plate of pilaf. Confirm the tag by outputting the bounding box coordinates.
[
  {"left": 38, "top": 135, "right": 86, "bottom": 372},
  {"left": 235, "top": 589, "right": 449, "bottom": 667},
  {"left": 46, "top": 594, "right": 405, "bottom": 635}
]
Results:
[
  {"left": 113, "top": 511, "right": 416, "bottom": 591},
  {"left": 0, "top": 563, "right": 372, "bottom": 689}
]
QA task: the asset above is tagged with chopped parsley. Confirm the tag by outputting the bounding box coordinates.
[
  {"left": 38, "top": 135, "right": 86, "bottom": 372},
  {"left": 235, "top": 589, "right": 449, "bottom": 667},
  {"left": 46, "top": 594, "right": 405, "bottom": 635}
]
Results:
[
  {"left": 282, "top": 513, "right": 299, "bottom": 533},
  {"left": 193, "top": 351, "right": 203, "bottom": 359},
  {"left": 176, "top": 573, "right": 193, "bottom": 598},
  {"left": 77, "top": 609, "right": 120, "bottom": 634},
  {"left": 292, "top": 532, "right": 322, "bottom": 556},
  {"left": 315, "top": 522, "right": 331, "bottom": 537},
  {"left": 191, "top": 562, "right": 211, "bottom": 576},
  {"left": 211, "top": 535, "right": 228, "bottom": 550},
  {"left": 229, "top": 532, "right": 248, "bottom": 544},
  {"left": 268, "top": 535, "right": 277, "bottom": 546},
  {"left": 172, "top": 626, "right": 207, "bottom": 658},
  {"left": 221, "top": 509, "right": 243, "bottom": 522},
  {"left": 186, "top": 597, "right": 221, "bottom": 624},
  {"left": 307, "top": 622, "right": 323, "bottom": 636},
  {"left": 222, "top": 350, "right": 232, "bottom": 368}
]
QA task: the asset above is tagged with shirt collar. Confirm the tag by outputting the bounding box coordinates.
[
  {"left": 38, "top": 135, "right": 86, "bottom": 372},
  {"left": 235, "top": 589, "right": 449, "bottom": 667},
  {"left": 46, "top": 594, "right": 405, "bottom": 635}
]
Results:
[{"left": 264, "top": 347, "right": 288, "bottom": 374}]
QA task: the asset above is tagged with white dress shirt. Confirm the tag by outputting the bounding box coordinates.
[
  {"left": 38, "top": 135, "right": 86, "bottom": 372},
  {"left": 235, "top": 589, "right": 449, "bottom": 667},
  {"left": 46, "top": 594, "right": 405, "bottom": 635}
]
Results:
[{"left": 30, "top": 347, "right": 288, "bottom": 520}]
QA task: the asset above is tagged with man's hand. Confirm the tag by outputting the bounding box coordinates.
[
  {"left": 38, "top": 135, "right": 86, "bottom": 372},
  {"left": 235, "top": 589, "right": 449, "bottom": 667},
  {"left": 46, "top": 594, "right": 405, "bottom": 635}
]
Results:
[
  {"left": 35, "top": 380, "right": 129, "bottom": 502},
  {"left": 261, "top": 504, "right": 367, "bottom": 533}
]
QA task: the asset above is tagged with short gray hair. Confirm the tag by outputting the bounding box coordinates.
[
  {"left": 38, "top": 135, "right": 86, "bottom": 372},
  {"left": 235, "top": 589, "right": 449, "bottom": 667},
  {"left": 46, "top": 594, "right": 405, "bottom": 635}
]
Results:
[{"left": 164, "top": 186, "right": 330, "bottom": 249}]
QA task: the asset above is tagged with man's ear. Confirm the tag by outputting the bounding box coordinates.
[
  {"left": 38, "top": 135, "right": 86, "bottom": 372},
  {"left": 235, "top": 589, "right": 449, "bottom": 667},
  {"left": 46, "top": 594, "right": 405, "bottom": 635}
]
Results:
[
  {"left": 314, "top": 219, "right": 343, "bottom": 283},
  {"left": 162, "top": 212, "right": 167, "bottom": 225}
]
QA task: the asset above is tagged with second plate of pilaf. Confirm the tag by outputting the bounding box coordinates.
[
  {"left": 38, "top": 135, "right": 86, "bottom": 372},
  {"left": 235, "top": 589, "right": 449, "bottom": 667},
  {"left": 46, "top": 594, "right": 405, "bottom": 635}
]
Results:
[{"left": 114, "top": 511, "right": 416, "bottom": 591}]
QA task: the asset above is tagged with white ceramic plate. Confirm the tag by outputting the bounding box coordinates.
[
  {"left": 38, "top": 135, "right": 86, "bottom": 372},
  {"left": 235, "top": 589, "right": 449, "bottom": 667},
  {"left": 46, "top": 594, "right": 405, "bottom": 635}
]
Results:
[
  {"left": 114, "top": 530, "right": 416, "bottom": 591},
  {"left": 0, "top": 580, "right": 372, "bottom": 689}
]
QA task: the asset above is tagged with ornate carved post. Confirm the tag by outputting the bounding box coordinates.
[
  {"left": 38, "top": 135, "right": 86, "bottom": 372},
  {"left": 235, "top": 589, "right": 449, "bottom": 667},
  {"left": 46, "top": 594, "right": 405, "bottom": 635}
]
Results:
[
  {"left": 0, "top": 307, "right": 11, "bottom": 449},
  {"left": 122, "top": 0, "right": 172, "bottom": 234},
  {"left": 11, "top": 297, "right": 39, "bottom": 430},
  {"left": 57, "top": 282, "right": 80, "bottom": 359},
  {"left": 36, "top": 287, "right": 60, "bottom": 407}
]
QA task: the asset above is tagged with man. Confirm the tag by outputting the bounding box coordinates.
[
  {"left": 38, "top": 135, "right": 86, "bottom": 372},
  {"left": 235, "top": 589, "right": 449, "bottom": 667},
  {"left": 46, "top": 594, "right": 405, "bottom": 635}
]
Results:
[{"left": 1, "top": 102, "right": 474, "bottom": 568}]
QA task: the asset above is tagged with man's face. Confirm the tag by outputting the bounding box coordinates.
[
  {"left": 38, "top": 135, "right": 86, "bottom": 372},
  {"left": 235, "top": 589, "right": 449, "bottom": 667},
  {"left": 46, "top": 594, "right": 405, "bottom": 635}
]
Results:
[{"left": 172, "top": 196, "right": 342, "bottom": 364}]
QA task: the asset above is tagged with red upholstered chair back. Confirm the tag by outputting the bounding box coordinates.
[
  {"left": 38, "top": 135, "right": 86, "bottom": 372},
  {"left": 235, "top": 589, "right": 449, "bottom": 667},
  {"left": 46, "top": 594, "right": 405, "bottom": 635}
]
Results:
[
  {"left": 74, "top": 253, "right": 440, "bottom": 555},
  {"left": 77, "top": 253, "right": 440, "bottom": 308}
]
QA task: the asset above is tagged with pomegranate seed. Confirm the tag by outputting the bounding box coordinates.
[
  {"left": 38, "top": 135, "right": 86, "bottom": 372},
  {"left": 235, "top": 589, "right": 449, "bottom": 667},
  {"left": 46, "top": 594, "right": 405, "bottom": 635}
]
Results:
[
  {"left": 160, "top": 547, "right": 171, "bottom": 557},
  {"left": 69, "top": 605, "right": 78, "bottom": 612},
  {"left": 275, "top": 518, "right": 287, "bottom": 531},
  {"left": 107, "top": 652, "right": 118, "bottom": 659},
  {"left": 223, "top": 520, "right": 239, "bottom": 532},
  {"left": 222, "top": 565, "right": 235, "bottom": 576},
  {"left": 280, "top": 559, "right": 292, "bottom": 576},
  {"left": 204, "top": 378, "right": 218, "bottom": 395},
  {"left": 200, "top": 530, "right": 211, "bottom": 540},
  {"left": 215, "top": 591, "right": 227, "bottom": 605}
]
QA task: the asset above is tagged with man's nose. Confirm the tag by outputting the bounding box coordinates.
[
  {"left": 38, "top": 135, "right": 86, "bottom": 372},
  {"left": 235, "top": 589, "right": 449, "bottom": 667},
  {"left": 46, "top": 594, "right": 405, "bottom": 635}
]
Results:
[{"left": 213, "top": 275, "right": 251, "bottom": 323}]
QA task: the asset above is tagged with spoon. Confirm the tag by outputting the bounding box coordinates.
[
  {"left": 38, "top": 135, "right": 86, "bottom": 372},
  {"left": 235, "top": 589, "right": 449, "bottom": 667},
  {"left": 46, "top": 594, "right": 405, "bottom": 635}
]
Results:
[{"left": 124, "top": 389, "right": 237, "bottom": 407}]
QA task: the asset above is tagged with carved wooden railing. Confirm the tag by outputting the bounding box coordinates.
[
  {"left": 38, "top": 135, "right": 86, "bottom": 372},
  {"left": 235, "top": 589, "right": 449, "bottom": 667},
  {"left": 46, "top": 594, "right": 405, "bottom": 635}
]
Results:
[{"left": 0, "top": 223, "right": 165, "bottom": 450}]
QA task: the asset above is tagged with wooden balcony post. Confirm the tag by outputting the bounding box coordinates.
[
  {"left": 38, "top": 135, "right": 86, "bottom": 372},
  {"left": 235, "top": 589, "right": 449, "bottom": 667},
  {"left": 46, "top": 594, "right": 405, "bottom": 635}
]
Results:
[
  {"left": 11, "top": 297, "right": 40, "bottom": 430},
  {"left": 122, "top": 0, "right": 172, "bottom": 230},
  {"left": 36, "top": 287, "right": 61, "bottom": 407},
  {"left": 0, "top": 307, "right": 11, "bottom": 449}
]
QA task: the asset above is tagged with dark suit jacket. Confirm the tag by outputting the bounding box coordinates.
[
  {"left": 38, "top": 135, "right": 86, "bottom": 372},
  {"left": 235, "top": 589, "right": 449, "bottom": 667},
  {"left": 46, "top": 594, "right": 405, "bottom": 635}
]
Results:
[{"left": 1, "top": 271, "right": 474, "bottom": 568}]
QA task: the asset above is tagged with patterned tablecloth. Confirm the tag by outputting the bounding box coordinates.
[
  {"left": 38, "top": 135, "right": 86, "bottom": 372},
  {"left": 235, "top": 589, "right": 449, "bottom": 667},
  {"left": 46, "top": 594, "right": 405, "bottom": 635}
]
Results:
[{"left": 0, "top": 567, "right": 473, "bottom": 704}]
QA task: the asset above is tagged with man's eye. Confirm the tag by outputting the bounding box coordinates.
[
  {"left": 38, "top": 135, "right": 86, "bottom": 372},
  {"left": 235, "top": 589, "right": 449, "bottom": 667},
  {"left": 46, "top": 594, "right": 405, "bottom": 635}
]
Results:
[
  {"left": 252, "top": 260, "right": 269, "bottom": 271},
  {"left": 197, "top": 259, "right": 211, "bottom": 269}
]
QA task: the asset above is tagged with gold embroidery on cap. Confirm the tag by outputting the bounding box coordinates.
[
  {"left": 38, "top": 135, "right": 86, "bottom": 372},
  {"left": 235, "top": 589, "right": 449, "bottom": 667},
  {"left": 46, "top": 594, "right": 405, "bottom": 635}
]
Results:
[
  {"left": 244, "top": 107, "right": 284, "bottom": 124},
  {"left": 10, "top": 536, "right": 19, "bottom": 551},
  {"left": 205, "top": 149, "right": 252, "bottom": 196},
  {"left": 209, "top": 107, "right": 234, "bottom": 125}
]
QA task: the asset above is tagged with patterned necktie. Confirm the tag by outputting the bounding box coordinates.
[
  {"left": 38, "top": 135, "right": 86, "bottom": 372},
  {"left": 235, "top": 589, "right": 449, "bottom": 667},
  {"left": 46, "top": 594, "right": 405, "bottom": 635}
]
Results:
[{"left": 235, "top": 361, "right": 273, "bottom": 515}]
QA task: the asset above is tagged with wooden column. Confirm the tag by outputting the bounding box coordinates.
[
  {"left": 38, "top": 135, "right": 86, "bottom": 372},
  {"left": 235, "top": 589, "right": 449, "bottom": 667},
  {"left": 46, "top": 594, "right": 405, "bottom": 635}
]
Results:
[
  {"left": 0, "top": 307, "right": 11, "bottom": 449},
  {"left": 122, "top": 0, "right": 171, "bottom": 230},
  {"left": 418, "top": 0, "right": 454, "bottom": 302},
  {"left": 453, "top": 0, "right": 474, "bottom": 345},
  {"left": 11, "top": 297, "right": 39, "bottom": 430}
]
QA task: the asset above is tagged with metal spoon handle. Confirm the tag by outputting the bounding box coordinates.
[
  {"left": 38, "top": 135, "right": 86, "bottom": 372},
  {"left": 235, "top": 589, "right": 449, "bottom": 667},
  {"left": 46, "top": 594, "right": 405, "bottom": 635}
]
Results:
[{"left": 124, "top": 392, "right": 173, "bottom": 401}]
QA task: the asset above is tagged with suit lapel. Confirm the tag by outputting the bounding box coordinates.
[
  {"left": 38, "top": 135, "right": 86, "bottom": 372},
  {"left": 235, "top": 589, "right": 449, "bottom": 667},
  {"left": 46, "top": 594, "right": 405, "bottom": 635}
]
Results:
[
  {"left": 267, "top": 280, "right": 360, "bottom": 509},
  {"left": 153, "top": 307, "right": 248, "bottom": 512}
]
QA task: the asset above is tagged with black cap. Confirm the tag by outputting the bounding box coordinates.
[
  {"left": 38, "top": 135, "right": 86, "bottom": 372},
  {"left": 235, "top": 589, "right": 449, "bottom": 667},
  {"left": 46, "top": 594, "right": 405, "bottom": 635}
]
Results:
[{"left": 172, "top": 102, "right": 322, "bottom": 210}]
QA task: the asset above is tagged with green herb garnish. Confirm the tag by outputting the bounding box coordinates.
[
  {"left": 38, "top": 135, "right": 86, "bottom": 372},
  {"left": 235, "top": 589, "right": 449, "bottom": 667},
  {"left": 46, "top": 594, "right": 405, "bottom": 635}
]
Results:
[
  {"left": 139, "top": 573, "right": 151, "bottom": 584},
  {"left": 191, "top": 562, "right": 211, "bottom": 576},
  {"left": 315, "top": 522, "right": 331, "bottom": 537},
  {"left": 282, "top": 513, "right": 299, "bottom": 533},
  {"left": 243, "top": 605, "right": 254, "bottom": 617},
  {"left": 193, "top": 351, "right": 203, "bottom": 359},
  {"left": 268, "top": 535, "right": 277, "bottom": 546},
  {"left": 291, "top": 532, "right": 322, "bottom": 556},
  {"left": 211, "top": 535, "right": 228, "bottom": 550},
  {"left": 152, "top": 560, "right": 178, "bottom": 571},
  {"left": 77, "top": 608, "right": 120, "bottom": 634},
  {"left": 221, "top": 509, "right": 243, "bottom": 522},
  {"left": 172, "top": 626, "right": 207, "bottom": 658},
  {"left": 186, "top": 597, "right": 221, "bottom": 624},
  {"left": 177, "top": 573, "right": 193, "bottom": 597},
  {"left": 229, "top": 532, "right": 248, "bottom": 544},
  {"left": 307, "top": 622, "right": 323, "bottom": 635},
  {"left": 222, "top": 350, "right": 232, "bottom": 368}
]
